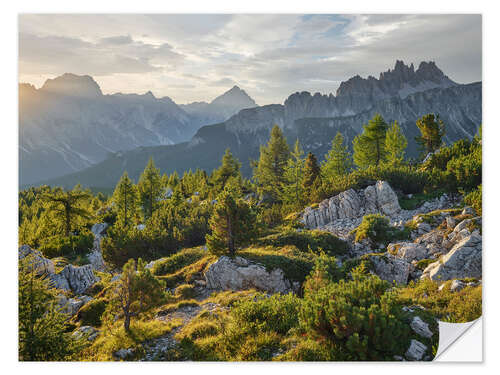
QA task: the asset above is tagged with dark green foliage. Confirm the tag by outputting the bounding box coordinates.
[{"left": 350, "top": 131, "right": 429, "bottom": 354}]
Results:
[
  {"left": 353, "top": 113, "right": 389, "bottom": 168},
  {"left": 281, "top": 139, "right": 306, "bottom": 209},
  {"left": 232, "top": 293, "right": 300, "bottom": 335},
  {"left": 206, "top": 188, "right": 258, "bottom": 257},
  {"left": 257, "top": 229, "right": 349, "bottom": 257},
  {"left": 211, "top": 148, "right": 242, "bottom": 193},
  {"left": 19, "top": 258, "right": 84, "bottom": 360},
  {"left": 112, "top": 171, "right": 139, "bottom": 227},
  {"left": 137, "top": 157, "right": 163, "bottom": 219},
  {"left": 253, "top": 125, "right": 290, "bottom": 202},
  {"left": 415, "top": 113, "right": 445, "bottom": 156},
  {"left": 238, "top": 247, "right": 315, "bottom": 283},
  {"left": 464, "top": 185, "right": 482, "bottom": 216},
  {"left": 299, "top": 274, "right": 411, "bottom": 360},
  {"left": 76, "top": 298, "right": 107, "bottom": 327},
  {"left": 39, "top": 232, "right": 93, "bottom": 259},
  {"left": 151, "top": 248, "right": 206, "bottom": 276},
  {"left": 322, "top": 132, "right": 353, "bottom": 181},
  {"left": 353, "top": 214, "right": 394, "bottom": 245},
  {"left": 174, "top": 284, "right": 196, "bottom": 299}
]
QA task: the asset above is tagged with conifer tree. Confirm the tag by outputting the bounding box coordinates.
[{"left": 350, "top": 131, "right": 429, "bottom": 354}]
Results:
[
  {"left": 321, "top": 132, "right": 353, "bottom": 180},
  {"left": 106, "top": 258, "right": 165, "bottom": 331},
  {"left": 19, "top": 258, "right": 83, "bottom": 360},
  {"left": 137, "top": 157, "right": 163, "bottom": 219},
  {"left": 281, "top": 139, "right": 306, "bottom": 208},
  {"left": 353, "top": 113, "right": 389, "bottom": 168},
  {"left": 302, "top": 152, "right": 321, "bottom": 190},
  {"left": 112, "top": 171, "right": 138, "bottom": 227},
  {"left": 385, "top": 121, "right": 408, "bottom": 165},
  {"left": 42, "top": 187, "right": 92, "bottom": 237},
  {"left": 211, "top": 148, "right": 242, "bottom": 192},
  {"left": 206, "top": 186, "right": 257, "bottom": 257},
  {"left": 253, "top": 125, "right": 290, "bottom": 202},
  {"left": 415, "top": 113, "right": 445, "bottom": 156}
]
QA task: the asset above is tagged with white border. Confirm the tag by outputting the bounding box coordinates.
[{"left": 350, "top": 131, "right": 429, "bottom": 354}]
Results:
[{"left": 2, "top": 1, "right": 498, "bottom": 373}]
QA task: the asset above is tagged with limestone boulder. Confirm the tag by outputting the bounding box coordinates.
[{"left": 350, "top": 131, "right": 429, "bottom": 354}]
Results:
[
  {"left": 369, "top": 253, "right": 413, "bottom": 285},
  {"left": 205, "top": 256, "right": 296, "bottom": 294},
  {"left": 421, "top": 234, "right": 481, "bottom": 281},
  {"left": 18, "top": 245, "right": 55, "bottom": 275}
]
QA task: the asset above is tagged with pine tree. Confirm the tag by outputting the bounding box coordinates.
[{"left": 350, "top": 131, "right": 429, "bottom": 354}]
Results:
[
  {"left": 281, "top": 139, "right": 306, "bottom": 208},
  {"left": 385, "top": 121, "right": 408, "bottom": 165},
  {"left": 137, "top": 158, "right": 163, "bottom": 219},
  {"left": 353, "top": 113, "right": 389, "bottom": 168},
  {"left": 253, "top": 125, "right": 290, "bottom": 202},
  {"left": 415, "top": 113, "right": 445, "bottom": 156},
  {"left": 321, "top": 132, "right": 353, "bottom": 181},
  {"left": 112, "top": 171, "right": 138, "bottom": 227},
  {"left": 302, "top": 152, "right": 321, "bottom": 190},
  {"left": 211, "top": 148, "right": 242, "bottom": 192},
  {"left": 19, "top": 258, "right": 83, "bottom": 360},
  {"left": 41, "top": 187, "right": 92, "bottom": 237},
  {"left": 206, "top": 187, "right": 257, "bottom": 257},
  {"left": 106, "top": 258, "right": 165, "bottom": 331}
]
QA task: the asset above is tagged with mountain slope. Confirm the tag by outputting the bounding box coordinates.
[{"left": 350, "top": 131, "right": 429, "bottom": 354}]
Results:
[
  {"left": 19, "top": 75, "right": 258, "bottom": 185},
  {"left": 180, "top": 85, "right": 257, "bottom": 125},
  {"left": 37, "top": 81, "right": 481, "bottom": 190}
]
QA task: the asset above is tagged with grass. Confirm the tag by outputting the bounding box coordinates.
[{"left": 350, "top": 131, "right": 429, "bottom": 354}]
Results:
[
  {"left": 238, "top": 246, "right": 315, "bottom": 284},
  {"left": 396, "top": 278, "right": 482, "bottom": 323},
  {"left": 80, "top": 318, "right": 182, "bottom": 361},
  {"left": 152, "top": 247, "right": 207, "bottom": 276},
  {"left": 157, "top": 254, "right": 216, "bottom": 288},
  {"left": 257, "top": 228, "right": 349, "bottom": 256}
]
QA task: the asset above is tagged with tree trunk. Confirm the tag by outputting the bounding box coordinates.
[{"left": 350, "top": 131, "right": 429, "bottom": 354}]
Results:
[
  {"left": 124, "top": 313, "right": 131, "bottom": 332},
  {"left": 64, "top": 203, "right": 71, "bottom": 237}
]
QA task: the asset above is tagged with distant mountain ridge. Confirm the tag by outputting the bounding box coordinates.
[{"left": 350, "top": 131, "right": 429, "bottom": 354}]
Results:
[
  {"left": 24, "top": 60, "right": 481, "bottom": 189},
  {"left": 180, "top": 85, "right": 257, "bottom": 125},
  {"left": 19, "top": 75, "right": 257, "bottom": 185},
  {"left": 35, "top": 71, "right": 481, "bottom": 190}
]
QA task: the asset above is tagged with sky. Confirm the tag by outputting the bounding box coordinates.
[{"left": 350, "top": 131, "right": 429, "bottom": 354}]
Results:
[{"left": 18, "top": 14, "right": 482, "bottom": 105}]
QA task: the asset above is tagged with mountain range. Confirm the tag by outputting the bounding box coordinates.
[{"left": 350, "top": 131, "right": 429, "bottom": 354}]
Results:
[
  {"left": 21, "top": 60, "right": 482, "bottom": 190},
  {"left": 19, "top": 75, "right": 257, "bottom": 185}
]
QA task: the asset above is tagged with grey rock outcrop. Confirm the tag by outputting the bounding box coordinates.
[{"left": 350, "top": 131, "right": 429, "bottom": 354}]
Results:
[
  {"left": 390, "top": 242, "right": 427, "bottom": 262},
  {"left": 301, "top": 181, "right": 400, "bottom": 229},
  {"left": 410, "top": 316, "right": 433, "bottom": 338},
  {"left": 421, "top": 234, "right": 482, "bottom": 281},
  {"left": 58, "top": 295, "right": 93, "bottom": 316},
  {"left": 18, "top": 245, "right": 55, "bottom": 275},
  {"left": 51, "top": 264, "right": 100, "bottom": 295},
  {"left": 406, "top": 339, "right": 428, "bottom": 361},
  {"left": 88, "top": 222, "right": 108, "bottom": 271},
  {"left": 205, "top": 256, "right": 297, "bottom": 294},
  {"left": 72, "top": 326, "right": 100, "bottom": 342},
  {"left": 368, "top": 253, "right": 413, "bottom": 285}
]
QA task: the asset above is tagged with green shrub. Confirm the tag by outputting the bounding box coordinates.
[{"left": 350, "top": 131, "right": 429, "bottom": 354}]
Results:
[
  {"left": 464, "top": 185, "right": 482, "bottom": 216},
  {"left": 238, "top": 246, "right": 315, "bottom": 283},
  {"left": 416, "top": 259, "right": 436, "bottom": 271},
  {"left": 353, "top": 214, "right": 399, "bottom": 245},
  {"left": 174, "top": 284, "right": 196, "bottom": 299},
  {"left": 152, "top": 247, "right": 206, "bottom": 276},
  {"left": 76, "top": 298, "right": 107, "bottom": 327},
  {"left": 258, "top": 229, "right": 349, "bottom": 256},
  {"left": 39, "top": 232, "right": 93, "bottom": 259},
  {"left": 232, "top": 293, "right": 300, "bottom": 335},
  {"left": 299, "top": 274, "right": 411, "bottom": 360},
  {"left": 397, "top": 278, "right": 482, "bottom": 323}
]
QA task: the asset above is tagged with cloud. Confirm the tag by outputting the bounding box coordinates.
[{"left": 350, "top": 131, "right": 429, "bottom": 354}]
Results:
[{"left": 18, "top": 14, "right": 481, "bottom": 104}]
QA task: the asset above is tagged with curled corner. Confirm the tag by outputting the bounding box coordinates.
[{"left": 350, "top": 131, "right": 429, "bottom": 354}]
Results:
[{"left": 434, "top": 317, "right": 482, "bottom": 361}]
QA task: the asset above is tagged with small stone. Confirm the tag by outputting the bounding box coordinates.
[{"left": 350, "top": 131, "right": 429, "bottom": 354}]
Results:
[
  {"left": 406, "top": 339, "right": 428, "bottom": 361},
  {"left": 410, "top": 316, "right": 433, "bottom": 338},
  {"left": 450, "top": 279, "right": 466, "bottom": 292}
]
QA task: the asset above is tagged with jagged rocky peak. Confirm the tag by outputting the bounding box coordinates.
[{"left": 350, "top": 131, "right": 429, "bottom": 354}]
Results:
[
  {"left": 40, "top": 73, "right": 103, "bottom": 98},
  {"left": 211, "top": 85, "right": 257, "bottom": 108},
  {"left": 336, "top": 60, "right": 457, "bottom": 99}
]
